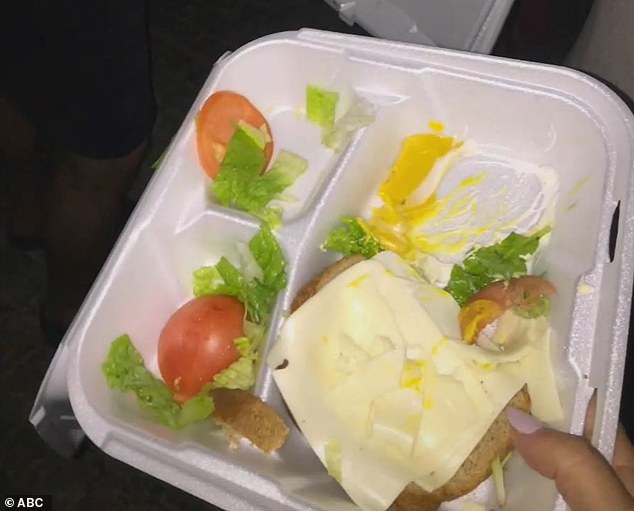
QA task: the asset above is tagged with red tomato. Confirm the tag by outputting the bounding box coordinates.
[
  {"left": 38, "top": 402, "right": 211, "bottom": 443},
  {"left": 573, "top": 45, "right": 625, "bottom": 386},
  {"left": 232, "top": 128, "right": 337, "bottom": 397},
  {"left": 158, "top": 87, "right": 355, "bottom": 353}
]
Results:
[
  {"left": 158, "top": 295, "right": 245, "bottom": 403},
  {"left": 459, "top": 299, "right": 504, "bottom": 345},
  {"left": 195, "top": 91, "right": 274, "bottom": 180},
  {"left": 460, "top": 276, "right": 556, "bottom": 344},
  {"left": 468, "top": 276, "right": 556, "bottom": 311}
]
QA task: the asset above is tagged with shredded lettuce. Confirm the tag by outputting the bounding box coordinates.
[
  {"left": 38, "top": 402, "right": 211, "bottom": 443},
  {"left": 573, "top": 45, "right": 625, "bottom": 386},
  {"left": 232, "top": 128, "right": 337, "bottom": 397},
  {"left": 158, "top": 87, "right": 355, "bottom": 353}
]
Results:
[
  {"left": 237, "top": 150, "right": 308, "bottom": 227},
  {"left": 445, "top": 227, "right": 551, "bottom": 306},
  {"left": 306, "top": 85, "right": 339, "bottom": 128},
  {"left": 211, "top": 322, "right": 266, "bottom": 390},
  {"left": 321, "top": 217, "right": 383, "bottom": 258},
  {"left": 102, "top": 335, "right": 215, "bottom": 429},
  {"left": 212, "top": 125, "right": 266, "bottom": 207},
  {"left": 193, "top": 224, "right": 287, "bottom": 324},
  {"left": 211, "top": 126, "right": 307, "bottom": 226},
  {"left": 238, "top": 120, "right": 270, "bottom": 149},
  {"left": 491, "top": 456, "right": 506, "bottom": 506},
  {"left": 322, "top": 96, "right": 375, "bottom": 153},
  {"left": 514, "top": 295, "right": 551, "bottom": 319}
]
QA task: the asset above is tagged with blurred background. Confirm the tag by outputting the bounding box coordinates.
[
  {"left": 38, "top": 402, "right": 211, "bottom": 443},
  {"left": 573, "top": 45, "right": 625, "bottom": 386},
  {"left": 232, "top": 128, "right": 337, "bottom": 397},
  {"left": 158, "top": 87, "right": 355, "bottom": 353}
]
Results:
[{"left": 1, "top": 0, "right": 632, "bottom": 509}]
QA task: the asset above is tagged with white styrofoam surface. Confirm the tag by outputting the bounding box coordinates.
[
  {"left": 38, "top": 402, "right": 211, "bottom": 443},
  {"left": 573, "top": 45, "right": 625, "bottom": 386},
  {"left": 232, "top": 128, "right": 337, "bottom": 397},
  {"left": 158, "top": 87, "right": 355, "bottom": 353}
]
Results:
[
  {"left": 324, "top": 0, "right": 515, "bottom": 53},
  {"left": 34, "top": 29, "right": 634, "bottom": 511}
]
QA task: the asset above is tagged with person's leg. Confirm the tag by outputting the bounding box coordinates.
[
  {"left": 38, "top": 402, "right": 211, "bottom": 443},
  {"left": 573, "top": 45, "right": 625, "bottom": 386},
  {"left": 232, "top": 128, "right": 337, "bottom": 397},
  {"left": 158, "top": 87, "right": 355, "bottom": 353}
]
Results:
[
  {"left": 39, "top": 0, "right": 155, "bottom": 340},
  {"left": 1, "top": 0, "right": 157, "bottom": 341},
  {"left": 41, "top": 140, "right": 148, "bottom": 332}
]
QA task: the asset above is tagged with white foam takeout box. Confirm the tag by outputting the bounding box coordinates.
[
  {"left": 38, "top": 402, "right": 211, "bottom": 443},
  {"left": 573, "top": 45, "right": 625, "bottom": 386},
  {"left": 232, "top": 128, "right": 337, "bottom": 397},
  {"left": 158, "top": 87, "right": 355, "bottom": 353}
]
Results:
[
  {"left": 31, "top": 30, "right": 634, "bottom": 511},
  {"left": 323, "top": 0, "right": 514, "bottom": 53}
]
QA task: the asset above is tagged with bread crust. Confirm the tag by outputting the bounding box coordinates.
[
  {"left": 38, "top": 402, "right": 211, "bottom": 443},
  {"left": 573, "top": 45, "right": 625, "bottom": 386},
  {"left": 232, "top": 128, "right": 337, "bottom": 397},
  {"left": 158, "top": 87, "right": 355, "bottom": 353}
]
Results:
[
  {"left": 290, "top": 255, "right": 366, "bottom": 313},
  {"left": 391, "top": 388, "right": 530, "bottom": 511},
  {"left": 291, "top": 255, "right": 532, "bottom": 511},
  {"left": 211, "top": 388, "right": 290, "bottom": 453}
]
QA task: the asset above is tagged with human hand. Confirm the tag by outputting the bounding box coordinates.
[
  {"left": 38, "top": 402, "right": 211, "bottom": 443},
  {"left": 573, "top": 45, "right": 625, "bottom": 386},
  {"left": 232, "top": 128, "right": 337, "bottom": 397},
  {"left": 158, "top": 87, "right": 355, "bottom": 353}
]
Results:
[{"left": 507, "top": 397, "right": 634, "bottom": 511}]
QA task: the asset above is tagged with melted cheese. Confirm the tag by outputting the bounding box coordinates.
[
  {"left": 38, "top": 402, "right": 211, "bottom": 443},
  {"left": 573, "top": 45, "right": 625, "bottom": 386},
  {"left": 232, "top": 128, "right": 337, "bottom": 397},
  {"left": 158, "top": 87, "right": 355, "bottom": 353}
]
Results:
[{"left": 267, "top": 252, "right": 562, "bottom": 510}]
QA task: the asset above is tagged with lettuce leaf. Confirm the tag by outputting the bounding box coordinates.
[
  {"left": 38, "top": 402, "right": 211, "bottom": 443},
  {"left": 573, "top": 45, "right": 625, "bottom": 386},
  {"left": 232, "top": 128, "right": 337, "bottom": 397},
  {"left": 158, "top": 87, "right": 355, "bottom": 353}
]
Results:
[
  {"left": 238, "top": 120, "right": 271, "bottom": 149},
  {"left": 193, "top": 224, "right": 287, "bottom": 324},
  {"left": 321, "top": 217, "right": 382, "bottom": 258},
  {"left": 210, "top": 125, "right": 307, "bottom": 226},
  {"left": 212, "top": 125, "right": 266, "bottom": 208},
  {"left": 211, "top": 322, "right": 266, "bottom": 390},
  {"left": 234, "top": 150, "right": 308, "bottom": 227},
  {"left": 102, "top": 335, "right": 214, "bottom": 429},
  {"left": 445, "top": 227, "right": 551, "bottom": 306},
  {"left": 306, "top": 85, "right": 339, "bottom": 128},
  {"left": 322, "top": 96, "right": 375, "bottom": 153}
]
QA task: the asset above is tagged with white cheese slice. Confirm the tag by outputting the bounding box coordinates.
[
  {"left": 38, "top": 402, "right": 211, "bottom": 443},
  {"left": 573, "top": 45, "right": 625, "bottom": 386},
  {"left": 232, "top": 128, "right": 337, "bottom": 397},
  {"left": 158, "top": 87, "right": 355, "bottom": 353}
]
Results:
[{"left": 267, "top": 252, "right": 562, "bottom": 511}]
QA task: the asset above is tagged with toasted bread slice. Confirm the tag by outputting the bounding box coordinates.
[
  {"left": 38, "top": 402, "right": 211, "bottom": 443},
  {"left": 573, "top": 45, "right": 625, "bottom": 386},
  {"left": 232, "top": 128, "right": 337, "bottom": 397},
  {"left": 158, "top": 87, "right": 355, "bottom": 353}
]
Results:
[
  {"left": 291, "top": 255, "right": 532, "bottom": 511},
  {"left": 290, "top": 254, "right": 365, "bottom": 313},
  {"left": 211, "top": 388, "right": 290, "bottom": 453},
  {"left": 391, "top": 388, "right": 531, "bottom": 511}
]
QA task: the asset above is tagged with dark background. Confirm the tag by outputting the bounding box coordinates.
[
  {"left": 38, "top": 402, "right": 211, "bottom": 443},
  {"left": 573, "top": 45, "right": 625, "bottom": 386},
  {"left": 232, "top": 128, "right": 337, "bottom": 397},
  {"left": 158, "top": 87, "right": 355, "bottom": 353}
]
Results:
[{"left": 1, "top": 0, "right": 631, "bottom": 510}]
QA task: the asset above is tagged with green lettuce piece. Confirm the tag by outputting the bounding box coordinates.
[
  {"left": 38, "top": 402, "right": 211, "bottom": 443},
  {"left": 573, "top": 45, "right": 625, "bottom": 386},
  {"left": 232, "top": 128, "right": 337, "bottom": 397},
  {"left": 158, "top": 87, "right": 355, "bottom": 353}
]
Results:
[
  {"left": 211, "top": 323, "right": 266, "bottom": 390},
  {"left": 322, "top": 217, "right": 382, "bottom": 258},
  {"left": 193, "top": 225, "right": 287, "bottom": 324},
  {"left": 192, "top": 257, "right": 244, "bottom": 299},
  {"left": 102, "top": 335, "right": 214, "bottom": 429},
  {"left": 306, "top": 85, "right": 339, "bottom": 128},
  {"left": 192, "top": 266, "right": 224, "bottom": 297},
  {"left": 322, "top": 96, "right": 375, "bottom": 153},
  {"left": 237, "top": 120, "right": 270, "bottom": 149},
  {"left": 249, "top": 223, "right": 287, "bottom": 291},
  {"left": 233, "top": 150, "right": 308, "bottom": 226},
  {"left": 513, "top": 295, "right": 552, "bottom": 319},
  {"left": 445, "top": 227, "right": 552, "bottom": 306},
  {"left": 151, "top": 149, "right": 167, "bottom": 170},
  {"left": 210, "top": 125, "right": 307, "bottom": 226},
  {"left": 212, "top": 126, "right": 266, "bottom": 208}
]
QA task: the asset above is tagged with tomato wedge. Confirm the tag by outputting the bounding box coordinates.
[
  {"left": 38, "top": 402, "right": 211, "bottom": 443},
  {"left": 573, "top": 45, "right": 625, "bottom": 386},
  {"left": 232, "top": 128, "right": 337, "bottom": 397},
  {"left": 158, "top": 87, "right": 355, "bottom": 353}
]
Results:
[
  {"left": 195, "top": 91, "right": 274, "bottom": 179},
  {"left": 469, "top": 276, "right": 556, "bottom": 311},
  {"left": 459, "top": 299, "right": 505, "bottom": 344},
  {"left": 459, "top": 276, "right": 556, "bottom": 344},
  {"left": 158, "top": 295, "right": 245, "bottom": 403}
]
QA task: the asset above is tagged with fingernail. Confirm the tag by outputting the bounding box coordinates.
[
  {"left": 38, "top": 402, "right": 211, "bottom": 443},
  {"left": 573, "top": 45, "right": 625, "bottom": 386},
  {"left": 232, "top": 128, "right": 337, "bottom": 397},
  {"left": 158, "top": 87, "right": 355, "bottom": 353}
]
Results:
[{"left": 506, "top": 407, "right": 544, "bottom": 434}]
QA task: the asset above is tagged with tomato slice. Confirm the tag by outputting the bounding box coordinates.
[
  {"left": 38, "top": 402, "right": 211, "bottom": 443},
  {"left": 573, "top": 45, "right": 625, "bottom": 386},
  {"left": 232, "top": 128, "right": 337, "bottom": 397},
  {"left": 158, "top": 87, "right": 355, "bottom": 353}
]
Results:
[
  {"left": 460, "top": 276, "right": 556, "bottom": 343},
  {"left": 468, "top": 276, "right": 556, "bottom": 311},
  {"left": 195, "top": 91, "right": 274, "bottom": 179},
  {"left": 459, "top": 299, "right": 505, "bottom": 344},
  {"left": 158, "top": 295, "right": 245, "bottom": 403}
]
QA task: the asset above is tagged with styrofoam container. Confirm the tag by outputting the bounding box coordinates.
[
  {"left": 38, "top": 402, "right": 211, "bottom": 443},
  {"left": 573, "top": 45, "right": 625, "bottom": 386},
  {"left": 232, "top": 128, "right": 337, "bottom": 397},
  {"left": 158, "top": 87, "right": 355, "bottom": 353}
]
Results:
[
  {"left": 31, "top": 29, "right": 634, "bottom": 511},
  {"left": 324, "top": 0, "right": 515, "bottom": 53}
]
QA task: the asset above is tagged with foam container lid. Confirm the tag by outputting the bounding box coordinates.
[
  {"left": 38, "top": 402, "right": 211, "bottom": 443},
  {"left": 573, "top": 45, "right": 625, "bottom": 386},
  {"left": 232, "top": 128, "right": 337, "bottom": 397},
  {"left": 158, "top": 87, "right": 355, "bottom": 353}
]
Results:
[
  {"left": 323, "top": 0, "right": 514, "bottom": 53},
  {"left": 31, "top": 29, "right": 634, "bottom": 511}
]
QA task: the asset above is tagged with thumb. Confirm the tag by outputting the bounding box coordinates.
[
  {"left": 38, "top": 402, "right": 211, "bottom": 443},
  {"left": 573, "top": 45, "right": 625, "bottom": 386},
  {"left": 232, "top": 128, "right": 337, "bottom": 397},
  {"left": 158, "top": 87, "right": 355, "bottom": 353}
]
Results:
[{"left": 506, "top": 407, "right": 634, "bottom": 511}]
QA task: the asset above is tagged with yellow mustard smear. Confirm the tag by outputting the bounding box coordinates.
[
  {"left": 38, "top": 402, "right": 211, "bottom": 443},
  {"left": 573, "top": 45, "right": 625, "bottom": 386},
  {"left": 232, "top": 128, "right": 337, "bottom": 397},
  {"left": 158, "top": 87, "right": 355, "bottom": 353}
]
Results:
[
  {"left": 400, "top": 359, "right": 427, "bottom": 393},
  {"left": 348, "top": 274, "right": 369, "bottom": 288},
  {"left": 367, "top": 129, "right": 459, "bottom": 259},
  {"left": 428, "top": 120, "right": 445, "bottom": 133},
  {"left": 365, "top": 123, "right": 520, "bottom": 261},
  {"left": 378, "top": 133, "right": 456, "bottom": 206}
]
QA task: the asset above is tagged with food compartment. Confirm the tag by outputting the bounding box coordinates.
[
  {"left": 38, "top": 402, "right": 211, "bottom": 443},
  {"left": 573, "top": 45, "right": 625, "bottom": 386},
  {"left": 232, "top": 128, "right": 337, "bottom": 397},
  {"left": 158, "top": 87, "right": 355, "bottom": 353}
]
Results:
[
  {"left": 57, "top": 31, "right": 633, "bottom": 511},
  {"left": 74, "top": 212, "right": 284, "bottom": 446},
  {"left": 183, "top": 41, "right": 365, "bottom": 224}
]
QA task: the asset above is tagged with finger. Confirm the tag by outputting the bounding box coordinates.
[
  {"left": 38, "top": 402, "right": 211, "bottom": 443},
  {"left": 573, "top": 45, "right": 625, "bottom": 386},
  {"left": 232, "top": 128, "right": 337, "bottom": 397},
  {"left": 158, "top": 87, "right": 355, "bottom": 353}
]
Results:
[{"left": 507, "top": 407, "right": 634, "bottom": 511}]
